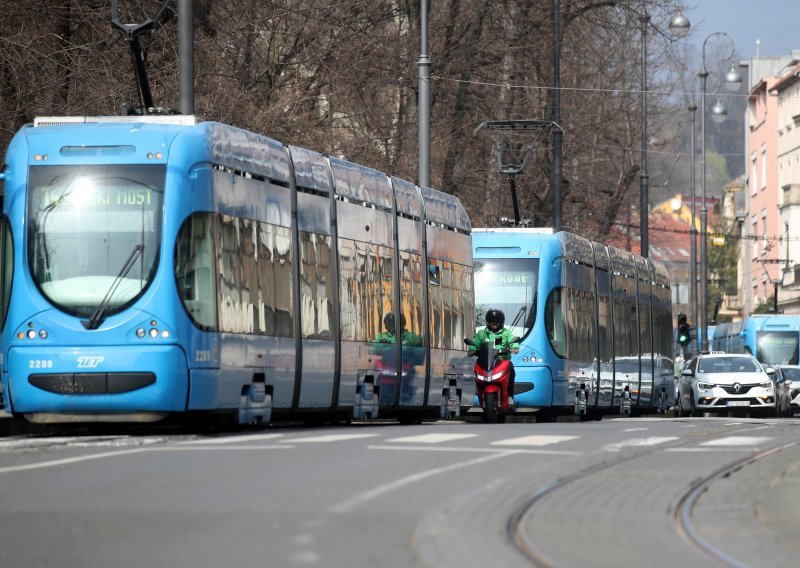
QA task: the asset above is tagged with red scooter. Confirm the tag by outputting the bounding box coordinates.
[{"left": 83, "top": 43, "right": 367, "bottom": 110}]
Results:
[{"left": 464, "top": 336, "right": 517, "bottom": 423}]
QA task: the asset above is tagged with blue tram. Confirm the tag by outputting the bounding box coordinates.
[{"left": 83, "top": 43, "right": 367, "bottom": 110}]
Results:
[
  {"left": 472, "top": 228, "right": 674, "bottom": 419},
  {"left": 711, "top": 315, "right": 800, "bottom": 366},
  {"left": 0, "top": 115, "right": 474, "bottom": 425}
]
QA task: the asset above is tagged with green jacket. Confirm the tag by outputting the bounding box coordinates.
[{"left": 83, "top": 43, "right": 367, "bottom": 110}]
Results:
[
  {"left": 374, "top": 330, "right": 423, "bottom": 346},
  {"left": 469, "top": 327, "right": 519, "bottom": 358}
]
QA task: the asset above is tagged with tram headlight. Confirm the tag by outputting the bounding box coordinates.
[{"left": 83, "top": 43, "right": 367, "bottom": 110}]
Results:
[
  {"left": 136, "top": 328, "right": 146, "bottom": 338},
  {"left": 39, "top": 330, "right": 48, "bottom": 339},
  {"left": 149, "top": 328, "right": 159, "bottom": 338},
  {"left": 26, "top": 330, "right": 36, "bottom": 340}
]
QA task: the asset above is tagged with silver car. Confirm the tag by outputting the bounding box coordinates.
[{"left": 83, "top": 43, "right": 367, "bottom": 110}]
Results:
[
  {"left": 774, "top": 365, "right": 800, "bottom": 418},
  {"left": 675, "top": 353, "right": 776, "bottom": 417}
]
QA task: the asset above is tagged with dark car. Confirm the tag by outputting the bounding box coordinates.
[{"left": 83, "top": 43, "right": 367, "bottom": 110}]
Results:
[{"left": 773, "top": 365, "right": 800, "bottom": 418}]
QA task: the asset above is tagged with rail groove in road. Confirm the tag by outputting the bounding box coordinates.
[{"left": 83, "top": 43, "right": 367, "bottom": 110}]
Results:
[
  {"left": 505, "top": 429, "right": 795, "bottom": 568},
  {"left": 673, "top": 439, "right": 800, "bottom": 568}
]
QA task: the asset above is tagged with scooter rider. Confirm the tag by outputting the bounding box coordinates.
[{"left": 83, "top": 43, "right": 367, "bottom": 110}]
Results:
[{"left": 468, "top": 309, "right": 519, "bottom": 404}]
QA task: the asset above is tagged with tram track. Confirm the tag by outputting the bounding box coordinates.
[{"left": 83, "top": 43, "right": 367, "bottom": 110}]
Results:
[
  {"left": 672, "top": 439, "right": 800, "bottom": 568},
  {"left": 505, "top": 430, "right": 798, "bottom": 568}
]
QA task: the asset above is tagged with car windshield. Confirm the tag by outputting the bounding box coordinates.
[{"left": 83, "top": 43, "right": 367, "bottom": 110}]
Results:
[
  {"left": 698, "top": 357, "right": 760, "bottom": 374},
  {"left": 779, "top": 367, "right": 800, "bottom": 381}
]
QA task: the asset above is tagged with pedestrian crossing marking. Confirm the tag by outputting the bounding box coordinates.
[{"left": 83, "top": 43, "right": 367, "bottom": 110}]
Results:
[
  {"left": 178, "top": 433, "right": 284, "bottom": 445},
  {"left": 490, "top": 435, "right": 578, "bottom": 447},
  {"left": 285, "top": 433, "right": 380, "bottom": 443},
  {"left": 387, "top": 433, "right": 478, "bottom": 444},
  {"left": 602, "top": 436, "right": 678, "bottom": 452},
  {"left": 701, "top": 436, "right": 773, "bottom": 446}
]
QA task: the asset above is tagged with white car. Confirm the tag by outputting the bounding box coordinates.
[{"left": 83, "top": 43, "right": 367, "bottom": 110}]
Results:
[{"left": 675, "top": 353, "right": 776, "bottom": 417}]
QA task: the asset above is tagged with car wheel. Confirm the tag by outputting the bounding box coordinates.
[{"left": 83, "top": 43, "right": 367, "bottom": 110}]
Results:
[
  {"left": 690, "top": 397, "right": 702, "bottom": 418},
  {"left": 675, "top": 396, "right": 684, "bottom": 417}
]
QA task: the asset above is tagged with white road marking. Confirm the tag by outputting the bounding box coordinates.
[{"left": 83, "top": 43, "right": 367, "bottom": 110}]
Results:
[
  {"left": 0, "top": 436, "right": 129, "bottom": 449},
  {"left": 602, "top": 436, "right": 678, "bottom": 452},
  {"left": 0, "top": 448, "right": 150, "bottom": 473},
  {"left": 177, "top": 433, "right": 284, "bottom": 445},
  {"left": 622, "top": 428, "right": 649, "bottom": 432},
  {"left": 284, "top": 433, "right": 379, "bottom": 443},
  {"left": 386, "top": 433, "right": 477, "bottom": 444},
  {"left": 491, "top": 435, "right": 578, "bottom": 447},
  {"left": 701, "top": 436, "right": 773, "bottom": 446},
  {"left": 330, "top": 451, "right": 514, "bottom": 513},
  {"left": 369, "top": 445, "right": 580, "bottom": 455}
]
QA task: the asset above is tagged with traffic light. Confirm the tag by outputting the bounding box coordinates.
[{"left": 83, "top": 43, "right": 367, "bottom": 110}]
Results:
[{"left": 677, "top": 313, "right": 690, "bottom": 347}]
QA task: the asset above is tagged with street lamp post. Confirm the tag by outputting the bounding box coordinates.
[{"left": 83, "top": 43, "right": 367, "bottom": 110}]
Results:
[
  {"left": 699, "top": 34, "right": 742, "bottom": 352},
  {"left": 688, "top": 97, "right": 698, "bottom": 354},
  {"left": 634, "top": 8, "right": 689, "bottom": 258},
  {"left": 639, "top": 11, "right": 650, "bottom": 258}
]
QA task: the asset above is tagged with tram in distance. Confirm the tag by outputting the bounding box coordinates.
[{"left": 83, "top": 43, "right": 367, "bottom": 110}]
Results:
[
  {"left": 0, "top": 115, "right": 475, "bottom": 426},
  {"left": 472, "top": 228, "right": 675, "bottom": 420},
  {"left": 711, "top": 314, "right": 800, "bottom": 366}
]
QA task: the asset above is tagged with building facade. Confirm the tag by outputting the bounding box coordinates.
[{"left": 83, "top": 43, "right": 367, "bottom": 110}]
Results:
[
  {"left": 772, "top": 62, "right": 800, "bottom": 312},
  {"left": 740, "top": 54, "right": 798, "bottom": 314}
]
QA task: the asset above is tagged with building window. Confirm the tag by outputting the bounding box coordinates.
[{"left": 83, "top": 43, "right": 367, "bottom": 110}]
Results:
[{"left": 761, "top": 147, "right": 767, "bottom": 189}]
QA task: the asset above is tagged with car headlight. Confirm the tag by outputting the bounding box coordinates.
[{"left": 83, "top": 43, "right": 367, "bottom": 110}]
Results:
[
  {"left": 760, "top": 381, "right": 773, "bottom": 390},
  {"left": 697, "top": 382, "right": 714, "bottom": 390}
]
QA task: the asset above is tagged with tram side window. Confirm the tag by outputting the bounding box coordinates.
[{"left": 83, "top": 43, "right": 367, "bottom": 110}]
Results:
[
  {"left": 441, "top": 262, "right": 454, "bottom": 349},
  {"left": 0, "top": 216, "right": 12, "bottom": 330},
  {"left": 399, "top": 251, "right": 426, "bottom": 344},
  {"left": 461, "top": 264, "right": 475, "bottom": 348},
  {"left": 240, "top": 219, "right": 258, "bottom": 331},
  {"left": 271, "top": 224, "right": 294, "bottom": 337},
  {"left": 337, "top": 239, "right": 359, "bottom": 341},
  {"left": 175, "top": 213, "right": 218, "bottom": 330},
  {"left": 545, "top": 287, "right": 566, "bottom": 358},
  {"left": 428, "top": 260, "right": 443, "bottom": 349},
  {"left": 376, "top": 244, "right": 394, "bottom": 341},
  {"left": 566, "top": 288, "right": 596, "bottom": 361},
  {"left": 597, "top": 293, "right": 612, "bottom": 363},
  {"left": 299, "top": 231, "right": 334, "bottom": 339},
  {"left": 218, "top": 215, "right": 250, "bottom": 333},
  {"left": 257, "top": 222, "right": 277, "bottom": 335},
  {"left": 639, "top": 300, "right": 652, "bottom": 359}
]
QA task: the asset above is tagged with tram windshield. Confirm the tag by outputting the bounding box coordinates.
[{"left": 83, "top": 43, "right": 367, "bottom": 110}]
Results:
[
  {"left": 27, "top": 164, "right": 164, "bottom": 318},
  {"left": 473, "top": 257, "right": 538, "bottom": 338},
  {"left": 756, "top": 331, "right": 799, "bottom": 365}
]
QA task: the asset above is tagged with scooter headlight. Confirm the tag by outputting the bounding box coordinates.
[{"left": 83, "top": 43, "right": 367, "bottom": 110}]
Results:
[{"left": 490, "top": 370, "right": 505, "bottom": 381}]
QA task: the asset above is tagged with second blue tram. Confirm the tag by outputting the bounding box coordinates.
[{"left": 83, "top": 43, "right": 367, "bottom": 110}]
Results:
[
  {"left": 0, "top": 115, "right": 475, "bottom": 425},
  {"left": 472, "top": 228, "right": 674, "bottom": 419},
  {"left": 711, "top": 315, "right": 800, "bottom": 366}
]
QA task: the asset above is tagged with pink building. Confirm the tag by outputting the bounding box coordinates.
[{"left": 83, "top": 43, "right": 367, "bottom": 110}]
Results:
[{"left": 741, "top": 56, "right": 792, "bottom": 313}]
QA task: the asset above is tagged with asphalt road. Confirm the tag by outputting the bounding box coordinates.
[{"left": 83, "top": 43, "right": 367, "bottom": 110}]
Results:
[{"left": 1, "top": 415, "right": 798, "bottom": 568}]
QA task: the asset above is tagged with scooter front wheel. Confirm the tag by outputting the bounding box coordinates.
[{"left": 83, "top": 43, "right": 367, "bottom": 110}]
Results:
[{"left": 483, "top": 391, "right": 499, "bottom": 423}]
